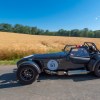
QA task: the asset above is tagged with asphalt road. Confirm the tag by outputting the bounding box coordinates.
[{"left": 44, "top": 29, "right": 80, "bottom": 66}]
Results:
[{"left": 0, "top": 65, "right": 100, "bottom": 100}]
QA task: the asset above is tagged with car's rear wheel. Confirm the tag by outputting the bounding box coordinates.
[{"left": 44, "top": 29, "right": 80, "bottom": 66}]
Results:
[
  {"left": 94, "top": 63, "right": 100, "bottom": 77},
  {"left": 17, "top": 65, "right": 39, "bottom": 85}
]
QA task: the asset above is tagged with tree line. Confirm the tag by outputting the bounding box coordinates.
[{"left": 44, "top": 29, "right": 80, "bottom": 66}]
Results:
[{"left": 0, "top": 23, "right": 100, "bottom": 38}]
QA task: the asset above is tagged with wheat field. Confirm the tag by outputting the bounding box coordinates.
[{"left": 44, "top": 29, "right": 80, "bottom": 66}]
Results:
[{"left": 0, "top": 32, "right": 100, "bottom": 60}]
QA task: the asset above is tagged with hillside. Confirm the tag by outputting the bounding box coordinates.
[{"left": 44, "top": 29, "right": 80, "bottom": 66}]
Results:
[{"left": 0, "top": 32, "right": 100, "bottom": 60}]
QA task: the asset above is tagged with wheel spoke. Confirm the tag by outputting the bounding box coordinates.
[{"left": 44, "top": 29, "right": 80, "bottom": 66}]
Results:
[{"left": 20, "top": 68, "right": 34, "bottom": 81}]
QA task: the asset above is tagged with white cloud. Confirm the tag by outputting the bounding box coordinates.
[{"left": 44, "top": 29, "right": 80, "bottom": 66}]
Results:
[
  {"left": 96, "top": 17, "right": 98, "bottom": 20},
  {"left": 95, "top": 16, "right": 100, "bottom": 20}
]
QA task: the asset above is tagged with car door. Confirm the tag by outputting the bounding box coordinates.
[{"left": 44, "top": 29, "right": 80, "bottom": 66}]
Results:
[{"left": 69, "top": 47, "right": 90, "bottom": 64}]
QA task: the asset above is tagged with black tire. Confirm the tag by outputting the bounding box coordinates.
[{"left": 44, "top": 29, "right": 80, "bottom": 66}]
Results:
[
  {"left": 17, "top": 65, "right": 39, "bottom": 85},
  {"left": 88, "top": 71, "right": 94, "bottom": 75},
  {"left": 94, "top": 63, "right": 100, "bottom": 77}
]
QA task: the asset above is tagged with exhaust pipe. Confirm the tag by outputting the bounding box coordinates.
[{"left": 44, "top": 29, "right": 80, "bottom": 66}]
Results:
[{"left": 45, "top": 70, "right": 68, "bottom": 75}]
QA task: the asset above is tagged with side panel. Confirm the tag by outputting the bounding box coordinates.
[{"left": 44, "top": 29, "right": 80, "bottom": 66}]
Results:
[
  {"left": 70, "top": 57, "right": 90, "bottom": 64},
  {"left": 42, "top": 58, "right": 85, "bottom": 71},
  {"left": 58, "top": 58, "right": 85, "bottom": 70}
]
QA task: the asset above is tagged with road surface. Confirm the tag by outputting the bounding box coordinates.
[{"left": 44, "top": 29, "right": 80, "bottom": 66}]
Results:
[{"left": 0, "top": 65, "right": 100, "bottom": 100}]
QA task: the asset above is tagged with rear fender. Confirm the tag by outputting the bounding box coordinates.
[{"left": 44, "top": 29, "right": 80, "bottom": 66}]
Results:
[
  {"left": 18, "top": 61, "right": 41, "bottom": 73},
  {"left": 92, "top": 59, "right": 100, "bottom": 71}
]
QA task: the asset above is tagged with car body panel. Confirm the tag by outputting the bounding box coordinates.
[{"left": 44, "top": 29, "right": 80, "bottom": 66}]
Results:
[
  {"left": 41, "top": 58, "right": 84, "bottom": 71},
  {"left": 17, "top": 42, "right": 100, "bottom": 73},
  {"left": 17, "top": 51, "right": 86, "bottom": 71},
  {"left": 33, "top": 52, "right": 67, "bottom": 59}
]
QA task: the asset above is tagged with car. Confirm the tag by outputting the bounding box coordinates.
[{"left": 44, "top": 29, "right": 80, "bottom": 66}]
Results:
[{"left": 17, "top": 42, "right": 100, "bottom": 85}]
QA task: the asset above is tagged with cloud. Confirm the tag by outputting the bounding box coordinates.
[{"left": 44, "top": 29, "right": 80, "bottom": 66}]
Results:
[
  {"left": 96, "top": 17, "right": 98, "bottom": 20},
  {"left": 95, "top": 16, "right": 100, "bottom": 20}
]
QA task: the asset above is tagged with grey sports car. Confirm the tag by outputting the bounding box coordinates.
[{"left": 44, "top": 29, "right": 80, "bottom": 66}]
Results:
[{"left": 17, "top": 42, "right": 100, "bottom": 85}]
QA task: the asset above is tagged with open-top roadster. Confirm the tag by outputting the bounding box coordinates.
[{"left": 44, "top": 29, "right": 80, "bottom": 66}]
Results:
[{"left": 17, "top": 42, "right": 100, "bottom": 85}]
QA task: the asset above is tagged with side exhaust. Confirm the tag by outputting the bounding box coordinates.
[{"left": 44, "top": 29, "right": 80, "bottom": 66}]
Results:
[{"left": 44, "top": 70, "right": 68, "bottom": 75}]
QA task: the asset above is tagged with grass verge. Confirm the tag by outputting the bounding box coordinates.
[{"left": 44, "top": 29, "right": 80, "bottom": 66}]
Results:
[{"left": 0, "top": 59, "right": 19, "bottom": 65}]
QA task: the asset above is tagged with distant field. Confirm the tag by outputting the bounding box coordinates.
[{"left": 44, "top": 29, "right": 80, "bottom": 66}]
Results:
[{"left": 0, "top": 32, "right": 100, "bottom": 60}]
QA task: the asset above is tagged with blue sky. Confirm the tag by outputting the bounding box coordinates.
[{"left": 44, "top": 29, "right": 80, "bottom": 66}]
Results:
[{"left": 0, "top": 0, "right": 100, "bottom": 31}]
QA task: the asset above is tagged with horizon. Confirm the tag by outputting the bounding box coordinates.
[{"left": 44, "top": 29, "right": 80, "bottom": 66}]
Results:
[
  {"left": 0, "top": 23, "right": 100, "bottom": 32},
  {"left": 0, "top": 0, "right": 100, "bottom": 31}
]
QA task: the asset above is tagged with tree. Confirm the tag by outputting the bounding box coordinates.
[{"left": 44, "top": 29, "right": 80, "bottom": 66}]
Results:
[
  {"left": 30, "top": 27, "right": 38, "bottom": 35},
  {"left": 82, "top": 28, "right": 89, "bottom": 37},
  {"left": 70, "top": 29, "right": 80, "bottom": 37},
  {"left": 0, "top": 23, "right": 13, "bottom": 32},
  {"left": 13, "top": 24, "right": 24, "bottom": 33},
  {"left": 94, "top": 30, "right": 100, "bottom": 38},
  {"left": 0, "top": 23, "right": 99, "bottom": 38},
  {"left": 22, "top": 26, "right": 31, "bottom": 34},
  {"left": 88, "top": 31, "right": 94, "bottom": 38},
  {"left": 57, "top": 29, "right": 68, "bottom": 36}
]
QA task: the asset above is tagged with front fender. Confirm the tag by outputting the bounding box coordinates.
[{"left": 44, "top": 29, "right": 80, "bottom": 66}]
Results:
[{"left": 17, "top": 61, "right": 41, "bottom": 73}]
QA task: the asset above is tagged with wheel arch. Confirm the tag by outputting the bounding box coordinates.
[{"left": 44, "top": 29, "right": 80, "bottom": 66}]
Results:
[
  {"left": 33, "top": 60, "right": 43, "bottom": 71},
  {"left": 92, "top": 59, "right": 100, "bottom": 71},
  {"left": 18, "top": 61, "right": 41, "bottom": 74}
]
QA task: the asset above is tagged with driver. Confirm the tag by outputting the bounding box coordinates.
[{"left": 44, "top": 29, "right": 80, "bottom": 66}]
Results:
[{"left": 89, "top": 46, "right": 97, "bottom": 53}]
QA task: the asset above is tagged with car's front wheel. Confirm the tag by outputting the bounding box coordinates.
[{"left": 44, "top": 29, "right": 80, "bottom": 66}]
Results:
[
  {"left": 94, "top": 63, "right": 100, "bottom": 77},
  {"left": 17, "top": 65, "right": 39, "bottom": 85}
]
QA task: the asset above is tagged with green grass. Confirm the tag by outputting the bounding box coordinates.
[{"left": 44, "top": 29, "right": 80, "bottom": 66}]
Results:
[
  {"left": 0, "top": 59, "right": 19, "bottom": 65},
  {"left": 0, "top": 51, "right": 60, "bottom": 65}
]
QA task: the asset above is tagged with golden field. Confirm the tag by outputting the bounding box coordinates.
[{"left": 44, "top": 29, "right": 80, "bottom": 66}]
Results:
[{"left": 0, "top": 32, "right": 100, "bottom": 60}]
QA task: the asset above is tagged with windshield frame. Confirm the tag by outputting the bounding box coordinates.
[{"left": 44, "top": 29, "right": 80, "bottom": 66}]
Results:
[{"left": 63, "top": 45, "right": 77, "bottom": 53}]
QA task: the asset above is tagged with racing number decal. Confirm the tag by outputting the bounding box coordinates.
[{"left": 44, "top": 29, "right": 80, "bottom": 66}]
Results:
[{"left": 47, "top": 60, "right": 58, "bottom": 70}]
